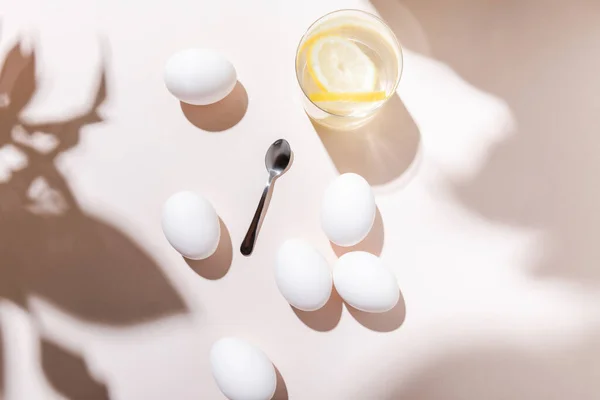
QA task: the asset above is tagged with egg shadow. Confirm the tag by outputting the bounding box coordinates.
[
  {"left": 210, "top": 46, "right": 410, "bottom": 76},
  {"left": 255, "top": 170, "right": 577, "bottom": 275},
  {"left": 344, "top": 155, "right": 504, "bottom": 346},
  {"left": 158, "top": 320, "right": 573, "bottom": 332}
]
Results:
[
  {"left": 311, "top": 95, "right": 420, "bottom": 187},
  {"left": 184, "top": 218, "right": 232, "bottom": 280},
  {"left": 272, "top": 367, "right": 289, "bottom": 400},
  {"left": 180, "top": 80, "right": 248, "bottom": 132},
  {"left": 330, "top": 207, "right": 384, "bottom": 257},
  {"left": 291, "top": 288, "right": 344, "bottom": 332},
  {"left": 346, "top": 288, "right": 406, "bottom": 332}
]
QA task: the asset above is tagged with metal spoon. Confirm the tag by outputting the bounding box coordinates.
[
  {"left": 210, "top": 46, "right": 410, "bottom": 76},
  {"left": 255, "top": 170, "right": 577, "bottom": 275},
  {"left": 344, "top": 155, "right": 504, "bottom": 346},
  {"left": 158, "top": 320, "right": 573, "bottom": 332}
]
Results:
[{"left": 240, "top": 139, "right": 292, "bottom": 256}]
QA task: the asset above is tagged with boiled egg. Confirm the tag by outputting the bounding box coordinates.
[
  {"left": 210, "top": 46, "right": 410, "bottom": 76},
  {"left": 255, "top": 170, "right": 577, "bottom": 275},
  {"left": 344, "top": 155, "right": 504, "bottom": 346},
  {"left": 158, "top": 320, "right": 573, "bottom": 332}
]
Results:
[
  {"left": 161, "top": 191, "right": 220, "bottom": 260},
  {"left": 210, "top": 337, "right": 277, "bottom": 400},
  {"left": 321, "top": 173, "right": 376, "bottom": 247},
  {"left": 333, "top": 251, "right": 399, "bottom": 313},
  {"left": 275, "top": 239, "right": 332, "bottom": 311},
  {"left": 164, "top": 48, "right": 236, "bottom": 105}
]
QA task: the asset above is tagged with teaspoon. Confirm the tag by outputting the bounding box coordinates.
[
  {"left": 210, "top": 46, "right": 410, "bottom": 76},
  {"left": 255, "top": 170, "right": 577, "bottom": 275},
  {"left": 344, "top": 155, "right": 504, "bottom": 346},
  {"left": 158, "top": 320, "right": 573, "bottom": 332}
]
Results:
[{"left": 240, "top": 139, "right": 292, "bottom": 256}]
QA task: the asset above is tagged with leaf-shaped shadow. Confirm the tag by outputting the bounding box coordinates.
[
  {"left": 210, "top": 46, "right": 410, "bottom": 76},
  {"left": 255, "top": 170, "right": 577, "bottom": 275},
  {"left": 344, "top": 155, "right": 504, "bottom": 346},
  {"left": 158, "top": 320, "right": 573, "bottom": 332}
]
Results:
[
  {"left": 4, "top": 209, "right": 186, "bottom": 324},
  {"left": 0, "top": 42, "right": 186, "bottom": 325},
  {"left": 42, "top": 339, "right": 109, "bottom": 400},
  {"left": 0, "top": 41, "right": 36, "bottom": 147},
  {"left": 0, "top": 37, "right": 188, "bottom": 400}
]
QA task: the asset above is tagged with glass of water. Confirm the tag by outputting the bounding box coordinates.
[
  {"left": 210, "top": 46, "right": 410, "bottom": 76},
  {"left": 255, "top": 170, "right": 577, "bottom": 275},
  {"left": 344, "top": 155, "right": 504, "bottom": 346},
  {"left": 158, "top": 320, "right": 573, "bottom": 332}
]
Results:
[{"left": 296, "top": 9, "right": 403, "bottom": 130}]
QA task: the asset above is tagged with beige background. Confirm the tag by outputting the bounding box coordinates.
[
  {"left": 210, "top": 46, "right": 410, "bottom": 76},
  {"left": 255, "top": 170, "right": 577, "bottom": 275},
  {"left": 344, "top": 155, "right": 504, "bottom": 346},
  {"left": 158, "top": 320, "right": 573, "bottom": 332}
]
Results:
[{"left": 1, "top": 0, "right": 599, "bottom": 399}]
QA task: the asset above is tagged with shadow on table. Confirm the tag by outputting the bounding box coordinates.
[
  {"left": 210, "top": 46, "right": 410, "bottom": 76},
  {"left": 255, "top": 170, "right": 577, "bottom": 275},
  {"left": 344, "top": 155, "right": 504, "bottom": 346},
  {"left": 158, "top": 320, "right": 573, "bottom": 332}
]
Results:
[
  {"left": 367, "top": 1, "right": 600, "bottom": 398},
  {"left": 0, "top": 38, "right": 187, "bottom": 398},
  {"left": 185, "top": 218, "right": 233, "bottom": 280},
  {"left": 346, "top": 288, "right": 406, "bottom": 333},
  {"left": 273, "top": 367, "right": 289, "bottom": 400},
  {"left": 42, "top": 340, "right": 109, "bottom": 399},
  {"left": 311, "top": 94, "right": 420, "bottom": 188},
  {"left": 292, "top": 288, "right": 344, "bottom": 332},
  {"left": 371, "top": 0, "right": 600, "bottom": 287},
  {"left": 388, "top": 332, "right": 600, "bottom": 399},
  {"left": 292, "top": 284, "right": 406, "bottom": 333},
  {"left": 180, "top": 80, "right": 248, "bottom": 132},
  {"left": 330, "top": 207, "right": 385, "bottom": 257},
  {"left": 0, "top": 328, "right": 3, "bottom": 395}
]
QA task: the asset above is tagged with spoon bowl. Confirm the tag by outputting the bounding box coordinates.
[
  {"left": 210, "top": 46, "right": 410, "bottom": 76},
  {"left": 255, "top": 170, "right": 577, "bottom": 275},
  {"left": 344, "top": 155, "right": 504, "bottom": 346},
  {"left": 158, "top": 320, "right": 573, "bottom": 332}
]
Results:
[{"left": 265, "top": 139, "right": 292, "bottom": 177}]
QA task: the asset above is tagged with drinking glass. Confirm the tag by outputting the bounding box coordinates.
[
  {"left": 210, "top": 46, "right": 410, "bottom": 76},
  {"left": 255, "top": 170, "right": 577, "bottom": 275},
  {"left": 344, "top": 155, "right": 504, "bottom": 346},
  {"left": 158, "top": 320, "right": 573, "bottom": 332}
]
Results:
[{"left": 295, "top": 10, "right": 403, "bottom": 130}]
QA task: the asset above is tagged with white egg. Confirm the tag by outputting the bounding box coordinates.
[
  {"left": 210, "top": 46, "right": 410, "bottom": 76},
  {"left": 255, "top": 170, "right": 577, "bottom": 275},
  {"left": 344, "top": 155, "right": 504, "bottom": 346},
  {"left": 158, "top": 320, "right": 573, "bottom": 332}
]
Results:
[
  {"left": 164, "top": 48, "right": 237, "bottom": 105},
  {"left": 333, "top": 251, "right": 399, "bottom": 313},
  {"left": 321, "top": 173, "right": 376, "bottom": 247},
  {"left": 161, "top": 191, "right": 220, "bottom": 260},
  {"left": 210, "top": 337, "right": 277, "bottom": 400},
  {"left": 275, "top": 239, "right": 332, "bottom": 311}
]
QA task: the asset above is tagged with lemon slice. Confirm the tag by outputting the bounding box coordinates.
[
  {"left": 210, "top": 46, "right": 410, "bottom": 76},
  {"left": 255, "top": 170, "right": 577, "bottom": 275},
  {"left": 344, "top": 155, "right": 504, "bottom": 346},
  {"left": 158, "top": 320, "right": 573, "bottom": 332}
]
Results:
[
  {"left": 309, "top": 91, "right": 386, "bottom": 103},
  {"left": 307, "top": 35, "right": 377, "bottom": 93}
]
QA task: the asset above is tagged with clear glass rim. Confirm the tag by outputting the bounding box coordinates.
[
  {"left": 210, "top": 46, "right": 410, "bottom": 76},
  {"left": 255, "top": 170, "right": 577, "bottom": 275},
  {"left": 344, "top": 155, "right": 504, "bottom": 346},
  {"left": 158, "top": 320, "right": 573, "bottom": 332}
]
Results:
[{"left": 295, "top": 9, "right": 404, "bottom": 118}]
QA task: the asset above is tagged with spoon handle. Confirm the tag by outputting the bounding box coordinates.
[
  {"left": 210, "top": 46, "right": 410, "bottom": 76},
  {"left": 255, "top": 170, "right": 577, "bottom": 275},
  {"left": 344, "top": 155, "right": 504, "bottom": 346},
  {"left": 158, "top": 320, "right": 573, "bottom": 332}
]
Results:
[{"left": 240, "top": 181, "right": 272, "bottom": 256}]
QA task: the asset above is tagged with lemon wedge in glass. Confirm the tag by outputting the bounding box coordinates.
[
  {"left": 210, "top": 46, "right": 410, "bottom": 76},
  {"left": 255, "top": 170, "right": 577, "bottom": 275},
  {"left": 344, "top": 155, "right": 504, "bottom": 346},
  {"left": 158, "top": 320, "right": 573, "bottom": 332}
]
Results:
[
  {"left": 308, "top": 35, "right": 377, "bottom": 92},
  {"left": 308, "top": 91, "right": 386, "bottom": 102},
  {"left": 305, "top": 34, "right": 385, "bottom": 108}
]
